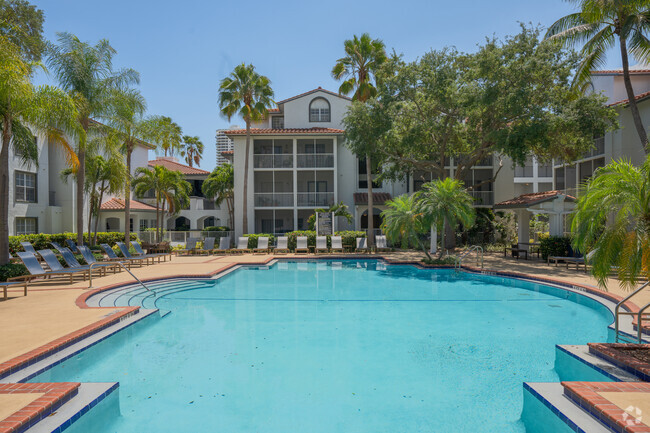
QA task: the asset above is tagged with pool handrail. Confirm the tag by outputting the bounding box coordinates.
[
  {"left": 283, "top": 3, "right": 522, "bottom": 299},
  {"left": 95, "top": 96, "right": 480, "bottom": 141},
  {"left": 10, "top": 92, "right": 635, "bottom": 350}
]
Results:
[
  {"left": 455, "top": 245, "right": 484, "bottom": 270},
  {"left": 614, "top": 280, "right": 650, "bottom": 343}
]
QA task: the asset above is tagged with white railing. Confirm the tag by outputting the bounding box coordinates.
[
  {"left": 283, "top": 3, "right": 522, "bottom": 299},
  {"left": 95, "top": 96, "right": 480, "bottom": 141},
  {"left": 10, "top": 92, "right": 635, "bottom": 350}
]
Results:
[
  {"left": 254, "top": 154, "right": 293, "bottom": 169},
  {"left": 296, "top": 154, "right": 335, "bottom": 168},
  {"left": 297, "top": 192, "right": 334, "bottom": 207},
  {"left": 254, "top": 193, "right": 294, "bottom": 207},
  {"left": 138, "top": 230, "right": 234, "bottom": 245}
]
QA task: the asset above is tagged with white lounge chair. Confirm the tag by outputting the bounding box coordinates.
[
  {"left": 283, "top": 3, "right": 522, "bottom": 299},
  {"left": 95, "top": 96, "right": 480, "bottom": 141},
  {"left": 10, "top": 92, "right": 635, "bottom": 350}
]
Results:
[
  {"left": 375, "top": 235, "right": 389, "bottom": 252},
  {"left": 330, "top": 236, "right": 344, "bottom": 253},
  {"left": 253, "top": 237, "right": 270, "bottom": 254},
  {"left": 274, "top": 237, "right": 289, "bottom": 254},
  {"left": 231, "top": 237, "right": 251, "bottom": 254},
  {"left": 315, "top": 236, "right": 328, "bottom": 254},
  {"left": 295, "top": 236, "right": 309, "bottom": 254},
  {"left": 356, "top": 237, "right": 368, "bottom": 253}
]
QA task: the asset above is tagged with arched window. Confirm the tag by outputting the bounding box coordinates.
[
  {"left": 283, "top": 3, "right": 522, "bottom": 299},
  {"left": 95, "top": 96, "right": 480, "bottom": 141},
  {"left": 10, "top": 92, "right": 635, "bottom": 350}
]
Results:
[{"left": 309, "top": 98, "right": 330, "bottom": 122}]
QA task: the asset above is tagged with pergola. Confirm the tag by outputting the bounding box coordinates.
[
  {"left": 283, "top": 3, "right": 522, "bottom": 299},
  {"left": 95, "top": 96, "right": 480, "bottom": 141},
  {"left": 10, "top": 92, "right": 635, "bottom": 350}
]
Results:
[{"left": 494, "top": 190, "right": 577, "bottom": 243}]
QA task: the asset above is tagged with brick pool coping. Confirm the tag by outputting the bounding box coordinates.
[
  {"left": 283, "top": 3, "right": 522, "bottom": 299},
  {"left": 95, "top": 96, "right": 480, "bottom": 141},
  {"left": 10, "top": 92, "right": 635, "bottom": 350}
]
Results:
[
  {"left": 589, "top": 343, "right": 650, "bottom": 383},
  {"left": 0, "top": 254, "right": 647, "bottom": 431},
  {"left": 0, "top": 382, "right": 80, "bottom": 433},
  {"left": 562, "top": 381, "right": 650, "bottom": 432}
]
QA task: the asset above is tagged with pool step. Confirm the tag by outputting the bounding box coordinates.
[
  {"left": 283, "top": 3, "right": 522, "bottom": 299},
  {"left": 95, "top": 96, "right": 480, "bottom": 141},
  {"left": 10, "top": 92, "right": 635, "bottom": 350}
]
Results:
[{"left": 97, "top": 281, "right": 212, "bottom": 308}]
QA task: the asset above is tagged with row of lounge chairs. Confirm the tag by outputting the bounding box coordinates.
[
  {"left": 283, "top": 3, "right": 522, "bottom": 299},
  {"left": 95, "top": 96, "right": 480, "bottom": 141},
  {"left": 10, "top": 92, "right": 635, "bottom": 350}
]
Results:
[{"left": 177, "top": 235, "right": 390, "bottom": 255}]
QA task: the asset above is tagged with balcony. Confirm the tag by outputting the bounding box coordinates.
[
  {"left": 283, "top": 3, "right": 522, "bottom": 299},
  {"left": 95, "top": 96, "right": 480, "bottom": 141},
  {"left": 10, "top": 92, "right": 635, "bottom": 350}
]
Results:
[
  {"left": 254, "top": 154, "right": 293, "bottom": 169},
  {"left": 297, "top": 192, "right": 334, "bottom": 207},
  {"left": 297, "top": 153, "right": 334, "bottom": 168},
  {"left": 254, "top": 193, "right": 294, "bottom": 207},
  {"left": 514, "top": 166, "right": 533, "bottom": 177},
  {"left": 470, "top": 191, "right": 494, "bottom": 206}
]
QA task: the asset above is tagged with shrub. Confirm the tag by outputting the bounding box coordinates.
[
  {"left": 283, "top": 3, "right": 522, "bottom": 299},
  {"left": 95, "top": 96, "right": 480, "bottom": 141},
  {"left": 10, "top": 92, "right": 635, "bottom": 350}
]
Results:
[
  {"left": 9, "top": 232, "right": 137, "bottom": 254},
  {"left": 539, "top": 236, "right": 572, "bottom": 260},
  {"left": 204, "top": 226, "right": 230, "bottom": 232},
  {"left": 283, "top": 230, "right": 367, "bottom": 251},
  {"left": 0, "top": 263, "right": 28, "bottom": 282},
  {"left": 422, "top": 256, "right": 457, "bottom": 265},
  {"left": 243, "top": 233, "right": 276, "bottom": 249}
]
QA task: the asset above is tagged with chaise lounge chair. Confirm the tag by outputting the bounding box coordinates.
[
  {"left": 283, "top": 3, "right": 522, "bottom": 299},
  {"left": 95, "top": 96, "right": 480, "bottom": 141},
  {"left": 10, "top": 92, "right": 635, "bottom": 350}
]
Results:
[
  {"left": 133, "top": 241, "right": 172, "bottom": 261},
  {"left": 116, "top": 242, "right": 155, "bottom": 265},
  {"left": 273, "top": 236, "right": 289, "bottom": 254},
  {"left": 330, "top": 236, "right": 344, "bottom": 253},
  {"left": 253, "top": 237, "right": 270, "bottom": 254},
  {"left": 194, "top": 237, "right": 216, "bottom": 255},
  {"left": 0, "top": 280, "right": 28, "bottom": 299},
  {"left": 213, "top": 236, "right": 231, "bottom": 254},
  {"left": 65, "top": 239, "right": 80, "bottom": 253},
  {"left": 231, "top": 237, "right": 251, "bottom": 254},
  {"left": 78, "top": 246, "right": 121, "bottom": 275},
  {"left": 315, "top": 236, "right": 328, "bottom": 254},
  {"left": 295, "top": 236, "right": 309, "bottom": 254},
  {"left": 12, "top": 251, "right": 86, "bottom": 285},
  {"left": 375, "top": 235, "right": 390, "bottom": 252},
  {"left": 37, "top": 249, "right": 91, "bottom": 282},
  {"left": 175, "top": 238, "right": 199, "bottom": 256},
  {"left": 58, "top": 247, "right": 116, "bottom": 277},
  {"left": 100, "top": 244, "right": 139, "bottom": 268},
  {"left": 20, "top": 241, "right": 38, "bottom": 256},
  {"left": 356, "top": 237, "right": 369, "bottom": 253}
]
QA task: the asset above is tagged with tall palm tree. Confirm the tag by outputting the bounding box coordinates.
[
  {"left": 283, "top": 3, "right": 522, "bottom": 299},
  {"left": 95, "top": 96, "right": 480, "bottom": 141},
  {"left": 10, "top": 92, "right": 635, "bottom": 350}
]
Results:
[
  {"left": 47, "top": 32, "right": 139, "bottom": 244},
  {"left": 572, "top": 157, "right": 650, "bottom": 288},
  {"left": 218, "top": 63, "right": 274, "bottom": 234},
  {"left": 417, "top": 178, "right": 476, "bottom": 257},
  {"left": 150, "top": 115, "right": 183, "bottom": 157},
  {"left": 102, "top": 87, "right": 152, "bottom": 247},
  {"left": 202, "top": 163, "right": 234, "bottom": 229},
  {"left": 381, "top": 195, "right": 432, "bottom": 259},
  {"left": 0, "top": 36, "right": 80, "bottom": 264},
  {"left": 546, "top": 0, "right": 650, "bottom": 151},
  {"left": 182, "top": 135, "right": 204, "bottom": 167},
  {"left": 332, "top": 33, "right": 387, "bottom": 247},
  {"left": 133, "top": 165, "right": 191, "bottom": 242},
  {"left": 87, "top": 154, "right": 125, "bottom": 245}
]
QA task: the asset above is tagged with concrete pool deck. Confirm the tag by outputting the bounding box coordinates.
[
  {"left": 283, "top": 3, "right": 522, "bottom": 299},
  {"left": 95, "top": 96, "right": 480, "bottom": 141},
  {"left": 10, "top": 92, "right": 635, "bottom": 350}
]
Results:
[{"left": 0, "top": 250, "right": 648, "bottom": 432}]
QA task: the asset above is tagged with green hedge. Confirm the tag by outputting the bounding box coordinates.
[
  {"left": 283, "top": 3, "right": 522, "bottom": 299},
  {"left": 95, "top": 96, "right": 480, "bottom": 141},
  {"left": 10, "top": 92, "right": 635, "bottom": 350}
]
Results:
[
  {"left": 204, "top": 226, "right": 231, "bottom": 232},
  {"left": 243, "top": 233, "right": 276, "bottom": 249},
  {"left": 9, "top": 232, "right": 137, "bottom": 254},
  {"left": 539, "top": 236, "right": 572, "bottom": 260},
  {"left": 0, "top": 263, "right": 28, "bottom": 282}
]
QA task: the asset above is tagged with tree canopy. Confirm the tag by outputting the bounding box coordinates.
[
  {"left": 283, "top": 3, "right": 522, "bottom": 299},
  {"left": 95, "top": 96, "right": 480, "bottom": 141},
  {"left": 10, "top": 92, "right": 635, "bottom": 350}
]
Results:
[{"left": 0, "top": 0, "right": 44, "bottom": 61}]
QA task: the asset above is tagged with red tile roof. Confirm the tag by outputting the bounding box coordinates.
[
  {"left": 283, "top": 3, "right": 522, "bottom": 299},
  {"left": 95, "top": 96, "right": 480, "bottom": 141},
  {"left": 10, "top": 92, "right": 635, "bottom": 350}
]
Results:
[
  {"left": 353, "top": 192, "right": 393, "bottom": 205},
  {"left": 608, "top": 90, "right": 650, "bottom": 107},
  {"left": 223, "top": 127, "right": 344, "bottom": 136},
  {"left": 494, "top": 190, "right": 576, "bottom": 209},
  {"left": 276, "top": 87, "right": 351, "bottom": 104},
  {"left": 592, "top": 69, "right": 650, "bottom": 75},
  {"left": 148, "top": 157, "right": 210, "bottom": 175},
  {"left": 100, "top": 198, "right": 156, "bottom": 211},
  {"left": 267, "top": 108, "right": 280, "bottom": 113}
]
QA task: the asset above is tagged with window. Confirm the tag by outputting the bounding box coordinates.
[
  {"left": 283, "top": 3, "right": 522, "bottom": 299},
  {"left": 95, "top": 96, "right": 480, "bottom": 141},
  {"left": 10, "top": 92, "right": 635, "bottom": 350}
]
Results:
[
  {"left": 309, "top": 98, "right": 330, "bottom": 122},
  {"left": 139, "top": 219, "right": 149, "bottom": 231},
  {"left": 15, "top": 171, "right": 36, "bottom": 203},
  {"left": 271, "top": 116, "right": 284, "bottom": 129},
  {"left": 16, "top": 217, "right": 37, "bottom": 235},
  {"left": 358, "top": 157, "right": 382, "bottom": 189}
]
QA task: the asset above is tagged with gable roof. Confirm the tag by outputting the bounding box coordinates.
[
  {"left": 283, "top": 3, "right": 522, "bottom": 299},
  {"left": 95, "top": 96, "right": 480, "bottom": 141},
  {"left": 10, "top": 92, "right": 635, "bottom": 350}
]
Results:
[
  {"left": 100, "top": 198, "right": 156, "bottom": 211},
  {"left": 148, "top": 157, "right": 210, "bottom": 175},
  {"left": 276, "top": 87, "right": 351, "bottom": 105},
  {"left": 494, "top": 190, "right": 576, "bottom": 209},
  {"left": 223, "top": 127, "right": 344, "bottom": 136}
]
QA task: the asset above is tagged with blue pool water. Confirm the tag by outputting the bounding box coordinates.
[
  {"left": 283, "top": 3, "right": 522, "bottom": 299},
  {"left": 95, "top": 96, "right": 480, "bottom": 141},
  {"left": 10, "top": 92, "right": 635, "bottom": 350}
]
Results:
[{"left": 32, "top": 261, "right": 612, "bottom": 433}]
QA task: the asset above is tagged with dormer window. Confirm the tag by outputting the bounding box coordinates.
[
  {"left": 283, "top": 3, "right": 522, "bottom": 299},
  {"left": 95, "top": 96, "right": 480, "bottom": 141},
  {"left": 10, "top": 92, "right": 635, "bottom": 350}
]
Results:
[
  {"left": 309, "top": 98, "right": 330, "bottom": 122},
  {"left": 272, "top": 116, "right": 284, "bottom": 129}
]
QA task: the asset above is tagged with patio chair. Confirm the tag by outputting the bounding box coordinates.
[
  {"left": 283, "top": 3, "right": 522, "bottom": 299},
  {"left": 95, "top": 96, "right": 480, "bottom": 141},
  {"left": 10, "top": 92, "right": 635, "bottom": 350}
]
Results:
[
  {"left": 133, "top": 241, "right": 171, "bottom": 262},
  {"left": 194, "top": 237, "right": 216, "bottom": 255},
  {"left": 231, "top": 237, "right": 251, "bottom": 254},
  {"left": 60, "top": 247, "right": 117, "bottom": 276},
  {"left": 330, "top": 236, "right": 344, "bottom": 253},
  {"left": 11, "top": 252, "right": 85, "bottom": 285},
  {"left": 100, "top": 244, "right": 141, "bottom": 268},
  {"left": 36, "top": 249, "right": 91, "bottom": 282},
  {"left": 253, "top": 237, "right": 270, "bottom": 254},
  {"left": 273, "top": 236, "right": 289, "bottom": 254},
  {"left": 375, "top": 235, "right": 390, "bottom": 252},
  {"left": 20, "top": 241, "right": 38, "bottom": 256},
  {"left": 356, "top": 237, "right": 369, "bottom": 253},
  {"left": 116, "top": 242, "right": 155, "bottom": 265},
  {"left": 295, "top": 236, "right": 309, "bottom": 254},
  {"left": 315, "top": 236, "right": 328, "bottom": 254},
  {"left": 213, "top": 236, "right": 231, "bottom": 254},
  {"left": 78, "top": 246, "right": 120, "bottom": 275},
  {"left": 50, "top": 241, "right": 66, "bottom": 253},
  {"left": 65, "top": 239, "right": 79, "bottom": 253},
  {"left": 175, "top": 238, "right": 199, "bottom": 256},
  {"left": 0, "top": 280, "right": 28, "bottom": 299}
]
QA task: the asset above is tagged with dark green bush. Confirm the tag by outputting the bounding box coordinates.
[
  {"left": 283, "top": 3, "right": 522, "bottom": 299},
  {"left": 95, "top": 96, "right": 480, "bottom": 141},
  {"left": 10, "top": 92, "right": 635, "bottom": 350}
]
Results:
[
  {"left": 243, "top": 233, "right": 276, "bottom": 249},
  {"left": 284, "top": 230, "right": 366, "bottom": 250},
  {"left": 539, "top": 236, "right": 572, "bottom": 260},
  {"left": 9, "top": 232, "right": 137, "bottom": 254},
  {"left": 0, "top": 263, "right": 28, "bottom": 282},
  {"left": 204, "top": 226, "right": 230, "bottom": 232}
]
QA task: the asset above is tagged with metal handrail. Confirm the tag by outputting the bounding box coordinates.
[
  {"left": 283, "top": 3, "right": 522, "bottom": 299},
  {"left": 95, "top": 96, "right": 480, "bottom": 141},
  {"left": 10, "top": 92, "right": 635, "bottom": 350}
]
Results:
[
  {"left": 88, "top": 261, "right": 154, "bottom": 293},
  {"left": 614, "top": 280, "right": 650, "bottom": 343},
  {"left": 455, "top": 245, "right": 484, "bottom": 269}
]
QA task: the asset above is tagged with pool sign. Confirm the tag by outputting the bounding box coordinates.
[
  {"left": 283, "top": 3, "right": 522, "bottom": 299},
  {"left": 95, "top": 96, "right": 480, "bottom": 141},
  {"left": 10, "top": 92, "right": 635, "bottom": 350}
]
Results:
[{"left": 316, "top": 212, "right": 333, "bottom": 236}]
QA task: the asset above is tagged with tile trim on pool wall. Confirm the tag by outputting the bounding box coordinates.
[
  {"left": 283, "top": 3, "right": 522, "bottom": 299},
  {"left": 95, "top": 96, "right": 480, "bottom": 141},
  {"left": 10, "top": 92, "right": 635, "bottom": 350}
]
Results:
[
  {"left": 555, "top": 345, "right": 623, "bottom": 383},
  {"left": 588, "top": 343, "right": 650, "bottom": 382},
  {"left": 0, "top": 382, "right": 80, "bottom": 433},
  {"left": 522, "top": 383, "right": 586, "bottom": 433}
]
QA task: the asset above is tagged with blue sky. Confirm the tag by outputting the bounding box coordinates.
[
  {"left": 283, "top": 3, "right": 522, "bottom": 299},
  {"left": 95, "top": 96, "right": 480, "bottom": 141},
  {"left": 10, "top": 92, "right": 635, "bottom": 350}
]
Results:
[{"left": 31, "top": 0, "right": 624, "bottom": 171}]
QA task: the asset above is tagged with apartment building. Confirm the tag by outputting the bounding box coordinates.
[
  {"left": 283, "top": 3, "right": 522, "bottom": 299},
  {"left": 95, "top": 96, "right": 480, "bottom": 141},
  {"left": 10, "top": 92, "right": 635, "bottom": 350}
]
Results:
[{"left": 215, "top": 129, "right": 235, "bottom": 167}]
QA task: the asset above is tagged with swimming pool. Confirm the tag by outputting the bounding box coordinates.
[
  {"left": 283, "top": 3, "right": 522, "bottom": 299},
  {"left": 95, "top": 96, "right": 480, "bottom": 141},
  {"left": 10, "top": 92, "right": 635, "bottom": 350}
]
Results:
[{"left": 32, "top": 260, "right": 613, "bottom": 432}]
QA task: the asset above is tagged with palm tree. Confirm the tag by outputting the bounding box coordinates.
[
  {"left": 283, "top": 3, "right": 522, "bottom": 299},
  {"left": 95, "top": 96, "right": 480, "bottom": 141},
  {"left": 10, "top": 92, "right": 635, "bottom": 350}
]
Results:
[
  {"left": 572, "top": 157, "right": 650, "bottom": 288},
  {"left": 0, "top": 36, "right": 80, "bottom": 264},
  {"left": 546, "top": 1, "right": 650, "bottom": 151},
  {"left": 133, "top": 166, "right": 191, "bottom": 242},
  {"left": 150, "top": 115, "right": 183, "bottom": 157},
  {"left": 381, "top": 195, "right": 432, "bottom": 259},
  {"left": 87, "top": 154, "right": 125, "bottom": 245},
  {"left": 307, "top": 201, "right": 354, "bottom": 230},
  {"left": 182, "top": 135, "right": 204, "bottom": 167},
  {"left": 202, "top": 164, "right": 234, "bottom": 229},
  {"left": 218, "top": 63, "right": 274, "bottom": 234},
  {"left": 332, "top": 33, "right": 387, "bottom": 247},
  {"left": 417, "top": 178, "right": 476, "bottom": 257},
  {"left": 102, "top": 87, "right": 152, "bottom": 246},
  {"left": 47, "top": 32, "right": 139, "bottom": 244}
]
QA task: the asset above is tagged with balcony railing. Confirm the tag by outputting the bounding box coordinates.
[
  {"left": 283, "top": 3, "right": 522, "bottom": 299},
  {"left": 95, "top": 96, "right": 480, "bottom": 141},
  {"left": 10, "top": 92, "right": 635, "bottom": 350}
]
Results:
[
  {"left": 514, "top": 166, "right": 533, "bottom": 177},
  {"left": 297, "top": 192, "right": 334, "bottom": 207},
  {"left": 297, "top": 153, "right": 334, "bottom": 168},
  {"left": 470, "top": 191, "right": 494, "bottom": 206},
  {"left": 254, "top": 154, "right": 293, "bottom": 169},
  {"left": 254, "top": 193, "right": 294, "bottom": 207}
]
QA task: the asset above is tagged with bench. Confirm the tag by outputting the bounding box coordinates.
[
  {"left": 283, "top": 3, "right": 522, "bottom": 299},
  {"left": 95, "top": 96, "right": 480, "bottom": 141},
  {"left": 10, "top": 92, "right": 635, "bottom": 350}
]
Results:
[{"left": 504, "top": 244, "right": 529, "bottom": 260}]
